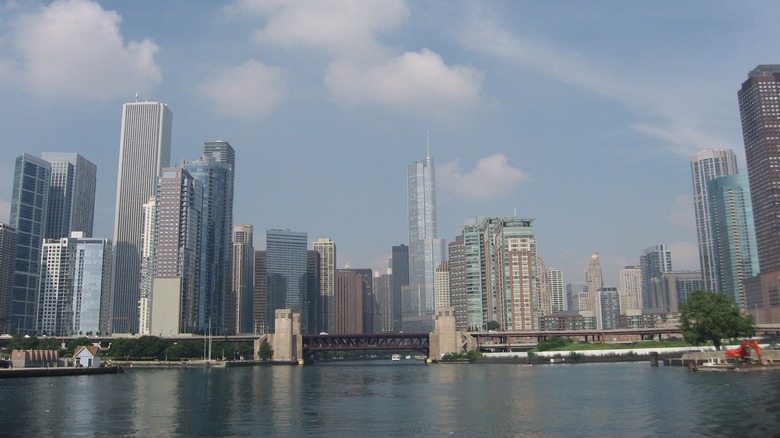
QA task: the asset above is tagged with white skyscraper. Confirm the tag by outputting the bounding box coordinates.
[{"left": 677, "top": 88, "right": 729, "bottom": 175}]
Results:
[
  {"left": 619, "top": 265, "right": 643, "bottom": 314},
  {"left": 37, "top": 232, "right": 112, "bottom": 336},
  {"left": 547, "top": 268, "right": 565, "bottom": 313},
  {"left": 138, "top": 196, "right": 157, "bottom": 335},
  {"left": 690, "top": 149, "right": 738, "bottom": 292},
  {"left": 313, "top": 237, "right": 336, "bottom": 334},
  {"left": 111, "top": 101, "right": 172, "bottom": 334},
  {"left": 233, "top": 225, "right": 255, "bottom": 334}
]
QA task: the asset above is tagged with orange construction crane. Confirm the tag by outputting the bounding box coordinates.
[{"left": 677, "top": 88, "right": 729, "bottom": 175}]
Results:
[{"left": 725, "top": 340, "right": 762, "bottom": 363}]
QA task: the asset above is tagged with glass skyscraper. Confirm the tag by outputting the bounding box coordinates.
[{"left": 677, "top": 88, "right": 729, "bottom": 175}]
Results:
[
  {"left": 640, "top": 244, "right": 673, "bottom": 311},
  {"left": 10, "top": 154, "right": 50, "bottom": 333},
  {"left": 37, "top": 233, "right": 112, "bottom": 336},
  {"left": 41, "top": 152, "right": 97, "bottom": 239},
  {"left": 266, "top": 229, "right": 308, "bottom": 332},
  {"left": 112, "top": 101, "right": 171, "bottom": 334},
  {"left": 406, "top": 153, "right": 445, "bottom": 331},
  {"left": 690, "top": 149, "right": 738, "bottom": 292},
  {"left": 184, "top": 141, "right": 234, "bottom": 334},
  {"left": 708, "top": 174, "right": 759, "bottom": 308}
]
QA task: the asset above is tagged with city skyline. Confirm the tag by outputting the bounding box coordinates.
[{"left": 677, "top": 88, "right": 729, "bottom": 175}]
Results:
[{"left": 3, "top": 2, "right": 780, "bottom": 288}]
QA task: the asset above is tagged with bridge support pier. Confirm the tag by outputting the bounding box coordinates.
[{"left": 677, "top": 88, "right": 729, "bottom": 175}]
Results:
[
  {"left": 429, "top": 307, "right": 461, "bottom": 360},
  {"left": 260, "top": 309, "right": 303, "bottom": 364}
]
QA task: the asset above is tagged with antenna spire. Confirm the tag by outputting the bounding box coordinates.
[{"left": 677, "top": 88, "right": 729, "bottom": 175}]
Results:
[{"left": 426, "top": 130, "right": 431, "bottom": 159}]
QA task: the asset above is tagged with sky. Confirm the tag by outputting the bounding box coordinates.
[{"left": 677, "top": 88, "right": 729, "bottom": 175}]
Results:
[{"left": 0, "top": 0, "right": 778, "bottom": 288}]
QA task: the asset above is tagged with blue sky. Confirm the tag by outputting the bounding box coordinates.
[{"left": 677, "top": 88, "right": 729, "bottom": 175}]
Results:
[{"left": 0, "top": 0, "right": 778, "bottom": 288}]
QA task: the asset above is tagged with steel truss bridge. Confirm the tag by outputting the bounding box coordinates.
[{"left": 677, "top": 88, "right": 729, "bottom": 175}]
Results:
[{"left": 301, "top": 333, "right": 430, "bottom": 357}]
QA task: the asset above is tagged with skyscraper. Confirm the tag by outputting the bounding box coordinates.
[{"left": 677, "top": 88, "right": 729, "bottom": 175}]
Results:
[
  {"left": 640, "top": 245, "right": 673, "bottom": 311},
  {"left": 373, "top": 268, "right": 393, "bottom": 332},
  {"left": 138, "top": 196, "right": 157, "bottom": 335},
  {"left": 233, "top": 225, "right": 254, "bottom": 334},
  {"left": 335, "top": 269, "right": 363, "bottom": 334},
  {"left": 41, "top": 152, "right": 97, "bottom": 239},
  {"left": 585, "top": 253, "right": 603, "bottom": 313},
  {"left": 253, "top": 250, "right": 267, "bottom": 334},
  {"left": 738, "top": 65, "right": 780, "bottom": 322},
  {"left": 184, "top": 141, "right": 235, "bottom": 334},
  {"left": 306, "top": 249, "right": 321, "bottom": 334},
  {"left": 447, "top": 237, "right": 468, "bottom": 331},
  {"left": 390, "top": 244, "right": 409, "bottom": 332},
  {"left": 455, "top": 217, "right": 539, "bottom": 331},
  {"left": 112, "top": 101, "right": 172, "bottom": 334},
  {"left": 0, "top": 223, "right": 16, "bottom": 333},
  {"left": 690, "top": 149, "right": 739, "bottom": 292},
  {"left": 619, "top": 265, "right": 643, "bottom": 314},
  {"left": 313, "top": 237, "right": 336, "bottom": 333},
  {"left": 266, "top": 229, "right": 307, "bottom": 332},
  {"left": 406, "top": 151, "right": 446, "bottom": 329},
  {"left": 546, "top": 267, "right": 565, "bottom": 314},
  {"left": 708, "top": 174, "right": 759, "bottom": 308},
  {"left": 150, "top": 168, "right": 202, "bottom": 336},
  {"left": 36, "top": 232, "right": 112, "bottom": 336},
  {"left": 10, "top": 154, "right": 50, "bottom": 333}
]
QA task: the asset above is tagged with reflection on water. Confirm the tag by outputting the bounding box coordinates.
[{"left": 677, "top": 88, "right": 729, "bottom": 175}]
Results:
[{"left": 2, "top": 362, "right": 780, "bottom": 436}]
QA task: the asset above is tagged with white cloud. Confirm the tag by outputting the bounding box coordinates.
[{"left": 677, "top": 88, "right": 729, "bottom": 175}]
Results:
[
  {"left": 226, "top": 0, "right": 407, "bottom": 60},
  {"left": 325, "top": 49, "right": 484, "bottom": 113},
  {"left": 226, "top": 1, "right": 484, "bottom": 117},
  {"left": 438, "top": 154, "right": 529, "bottom": 199},
  {"left": 6, "top": 0, "right": 161, "bottom": 99},
  {"left": 200, "top": 59, "right": 286, "bottom": 119},
  {"left": 461, "top": 10, "right": 730, "bottom": 156}
]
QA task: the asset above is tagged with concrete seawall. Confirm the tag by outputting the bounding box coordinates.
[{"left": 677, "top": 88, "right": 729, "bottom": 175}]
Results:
[{"left": 0, "top": 366, "right": 122, "bottom": 379}]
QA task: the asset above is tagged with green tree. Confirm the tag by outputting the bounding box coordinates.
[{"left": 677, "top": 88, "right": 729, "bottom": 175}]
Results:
[
  {"left": 486, "top": 321, "right": 501, "bottom": 331},
  {"left": 258, "top": 339, "right": 273, "bottom": 361},
  {"left": 536, "top": 336, "right": 573, "bottom": 351},
  {"left": 680, "top": 290, "right": 755, "bottom": 350}
]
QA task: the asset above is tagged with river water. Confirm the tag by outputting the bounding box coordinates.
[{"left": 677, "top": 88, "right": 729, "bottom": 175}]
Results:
[{"left": 1, "top": 361, "right": 779, "bottom": 437}]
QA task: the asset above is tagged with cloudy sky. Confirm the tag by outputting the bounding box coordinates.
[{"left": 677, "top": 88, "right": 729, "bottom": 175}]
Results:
[{"left": 0, "top": 0, "right": 777, "bottom": 287}]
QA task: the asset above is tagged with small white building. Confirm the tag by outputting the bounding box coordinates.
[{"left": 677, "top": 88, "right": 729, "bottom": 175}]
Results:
[{"left": 73, "top": 345, "right": 101, "bottom": 368}]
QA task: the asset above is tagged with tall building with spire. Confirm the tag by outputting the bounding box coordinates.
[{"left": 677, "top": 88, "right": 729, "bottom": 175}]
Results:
[
  {"left": 690, "top": 149, "right": 739, "bottom": 292},
  {"left": 739, "top": 65, "right": 780, "bottom": 322},
  {"left": 585, "top": 253, "right": 603, "bottom": 313},
  {"left": 112, "top": 101, "right": 171, "bottom": 334},
  {"left": 406, "top": 146, "right": 446, "bottom": 331}
]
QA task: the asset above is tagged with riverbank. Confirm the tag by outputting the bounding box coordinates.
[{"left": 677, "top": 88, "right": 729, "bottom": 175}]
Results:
[
  {"left": 109, "top": 359, "right": 277, "bottom": 369},
  {"left": 0, "top": 366, "right": 122, "bottom": 379}
]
